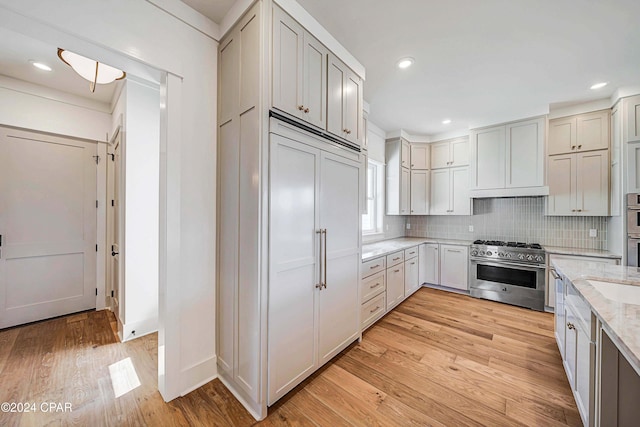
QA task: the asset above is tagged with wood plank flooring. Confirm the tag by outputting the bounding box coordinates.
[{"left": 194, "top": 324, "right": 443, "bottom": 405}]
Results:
[{"left": 0, "top": 287, "right": 581, "bottom": 426}]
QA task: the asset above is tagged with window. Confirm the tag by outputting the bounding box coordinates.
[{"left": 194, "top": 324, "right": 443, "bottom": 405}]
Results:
[{"left": 362, "top": 159, "right": 383, "bottom": 234}]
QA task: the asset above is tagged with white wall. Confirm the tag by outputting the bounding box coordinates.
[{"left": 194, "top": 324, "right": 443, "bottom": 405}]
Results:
[
  {"left": 0, "top": 0, "right": 218, "bottom": 401},
  {"left": 119, "top": 78, "right": 160, "bottom": 340},
  {"left": 0, "top": 75, "right": 111, "bottom": 141}
]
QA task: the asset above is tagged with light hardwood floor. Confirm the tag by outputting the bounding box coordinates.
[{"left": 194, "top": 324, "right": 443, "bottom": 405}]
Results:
[{"left": 0, "top": 288, "right": 581, "bottom": 426}]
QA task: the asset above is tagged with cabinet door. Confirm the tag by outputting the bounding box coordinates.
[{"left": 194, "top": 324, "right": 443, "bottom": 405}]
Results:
[
  {"left": 430, "top": 141, "right": 451, "bottom": 169},
  {"left": 440, "top": 245, "right": 468, "bottom": 290},
  {"left": 400, "top": 167, "right": 410, "bottom": 215},
  {"left": 386, "top": 263, "right": 405, "bottom": 310},
  {"left": 576, "top": 110, "right": 609, "bottom": 152},
  {"left": 450, "top": 166, "right": 470, "bottom": 215},
  {"left": 471, "top": 126, "right": 505, "bottom": 190},
  {"left": 272, "top": 7, "right": 303, "bottom": 120},
  {"left": 506, "top": 118, "right": 544, "bottom": 188},
  {"left": 361, "top": 151, "right": 368, "bottom": 215},
  {"left": 318, "top": 152, "right": 361, "bottom": 365},
  {"left": 554, "top": 276, "right": 565, "bottom": 356},
  {"left": 411, "top": 144, "right": 430, "bottom": 169},
  {"left": 627, "top": 141, "right": 640, "bottom": 193},
  {"left": 548, "top": 154, "right": 576, "bottom": 215},
  {"left": 450, "top": 138, "right": 469, "bottom": 167},
  {"left": 611, "top": 105, "right": 621, "bottom": 216},
  {"left": 327, "top": 54, "right": 346, "bottom": 139},
  {"left": 549, "top": 116, "right": 576, "bottom": 155},
  {"left": 302, "top": 32, "right": 327, "bottom": 129},
  {"left": 410, "top": 170, "right": 429, "bottom": 215},
  {"left": 362, "top": 112, "right": 369, "bottom": 150},
  {"left": 268, "top": 135, "right": 319, "bottom": 403},
  {"left": 404, "top": 258, "right": 419, "bottom": 297},
  {"left": 430, "top": 169, "right": 450, "bottom": 215},
  {"left": 624, "top": 94, "right": 640, "bottom": 143},
  {"left": 575, "top": 323, "right": 594, "bottom": 425},
  {"left": 344, "top": 70, "right": 363, "bottom": 145},
  {"left": 576, "top": 150, "right": 609, "bottom": 216},
  {"left": 401, "top": 139, "right": 410, "bottom": 168},
  {"left": 564, "top": 306, "right": 578, "bottom": 389},
  {"left": 424, "top": 243, "right": 439, "bottom": 285}
]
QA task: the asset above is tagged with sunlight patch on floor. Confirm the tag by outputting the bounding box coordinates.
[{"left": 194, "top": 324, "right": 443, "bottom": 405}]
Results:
[{"left": 109, "top": 357, "right": 141, "bottom": 398}]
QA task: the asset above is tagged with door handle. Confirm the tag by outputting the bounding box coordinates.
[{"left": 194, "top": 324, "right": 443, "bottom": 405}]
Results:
[
  {"left": 322, "top": 229, "right": 327, "bottom": 289},
  {"left": 111, "top": 251, "right": 119, "bottom": 257},
  {"left": 316, "top": 230, "right": 323, "bottom": 289}
]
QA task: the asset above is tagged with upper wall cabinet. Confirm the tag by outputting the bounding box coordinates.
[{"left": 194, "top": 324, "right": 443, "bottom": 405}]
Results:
[
  {"left": 327, "top": 53, "right": 364, "bottom": 146},
  {"left": 411, "top": 144, "right": 430, "bottom": 169},
  {"left": 272, "top": 7, "right": 328, "bottom": 129},
  {"left": 386, "top": 138, "right": 410, "bottom": 215},
  {"left": 548, "top": 110, "right": 610, "bottom": 155},
  {"left": 470, "top": 117, "right": 547, "bottom": 197},
  {"left": 624, "top": 94, "right": 640, "bottom": 143},
  {"left": 430, "top": 138, "right": 468, "bottom": 169}
]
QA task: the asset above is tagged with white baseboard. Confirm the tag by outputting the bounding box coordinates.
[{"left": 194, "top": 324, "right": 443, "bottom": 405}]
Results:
[
  {"left": 121, "top": 316, "right": 158, "bottom": 341},
  {"left": 217, "top": 372, "right": 266, "bottom": 421},
  {"left": 180, "top": 355, "right": 218, "bottom": 396}
]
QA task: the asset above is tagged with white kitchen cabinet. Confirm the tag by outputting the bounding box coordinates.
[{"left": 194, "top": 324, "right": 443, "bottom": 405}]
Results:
[
  {"left": 327, "top": 53, "right": 363, "bottom": 146},
  {"left": 628, "top": 141, "right": 640, "bottom": 193},
  {"left": 554, "top": 272, "right": 565, "bottom": 356},
  {"left": 548, "top": 110, "right": 610, "bottom": 156},
  {"left": 410, "top": 170, "right": 429, "bottom": 215},
  {"left": 386, "top": 261, "right": 405, "bottom": 310},
  {"left": 401, "top": 139, "right": 410, "bottom": 169},
  {"left": 386, "top": 138, "right": 410, "bottom": 215},
  {"left": 611, "top": 104, "right": 621, "bottom": 216},
  {"left": 430, "top": 137, "right": 468, "bottom": 169},
  {"left": 624, "top": 94, "right": 640, "bottom": 143},
  {"left": 470, "top": 117, "right": 545, "bottom": 194},
  {"left": 419, "top": 243, "right": 439, "bottom": 285},
  {"left": 430, "top": 167, "right": 471, "bottom": 215},
  {"left": 268, "top": 127, "right": 360, "bottom": 404},
  {"left": 404, "top": 250, "right": 420, "bottom": 297},
  {"left": 411, "top": 144, "right": 430, "bottom": 169},
  {"left": 439, "top": 245, "right": 468, "bottom": 290},
  {"left": 272, "top": 7, "right": 327, "bottom": 129},
  {"left": 361, "top": 150, "right": 368, "bottom": 215},
  {"left": 547, "top": 150, "right": 609, "bottom": 216}
]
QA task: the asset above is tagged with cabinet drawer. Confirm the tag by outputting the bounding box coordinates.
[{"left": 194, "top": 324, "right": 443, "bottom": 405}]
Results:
[
  {"left": 566, "top": 282, "right": 594, "bottom": 339},
  {"left": 386, "top": 251, "right": 404, "bottom": 267},
  {"left": 361, "top": 271, "right": 386, "bottom": 303},
  {"left": 404, "top": 246, "right": 418, "bottom": 260},
  {"left": 362, "top": 257, "right": 385, "bottom": 278},
  {"left": 361, "top": 292, "right": 386, "bottom": 330}
]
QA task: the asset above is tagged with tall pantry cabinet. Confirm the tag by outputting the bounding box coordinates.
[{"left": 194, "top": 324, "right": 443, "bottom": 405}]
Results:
[{"left": 217, "top": 1, "right": 363, "bottom": 420}]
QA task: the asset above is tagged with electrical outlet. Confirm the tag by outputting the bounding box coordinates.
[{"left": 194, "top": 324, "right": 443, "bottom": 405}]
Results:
[
  {"left": 468, "top": 225, "right": 474, "bottom": 232},
  {"left": 406, "top": 223, "right": 411, "bottom": 230},
  {"left": 589, "top": 229, "right": 597, "bottom": 238}
]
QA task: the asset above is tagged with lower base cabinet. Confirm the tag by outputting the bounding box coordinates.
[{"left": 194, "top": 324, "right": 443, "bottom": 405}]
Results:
[
  {"left": 420, "top": 243, "right": 439, "bottom": 285},
  {"left": 386, "top": 258, "right": 405, "bottom": 310},
  {"left": 440, "top": 244, "right": 469, "bottom": 290}
]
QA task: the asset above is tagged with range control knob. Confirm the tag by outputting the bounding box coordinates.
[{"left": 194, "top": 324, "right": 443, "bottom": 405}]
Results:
[
  {"left": 518, "top": 254, "right": 525, "bottom": 260},
  {"left": 505, "top": 253, "right": 512, "bottom": 258},
  {"left": 535, "top": 256, "right": 544, "bottom": 263},
  {"left": 486, "top": 251, "right": 492, "bottom": 256},
  {"left": 470, "top": 250, "right": 478, "bottom": 256},
  {"left": 526, "top": 255, "right": 534, "bottom": 261},
  {"left": 498, "top": 252, "right": 504, "bottom": 257},
  {"left": 479, "top": 251, "right": 485, "bottom": 256}
]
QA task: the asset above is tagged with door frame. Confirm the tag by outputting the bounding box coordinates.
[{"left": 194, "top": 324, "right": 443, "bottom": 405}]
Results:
[{"left": 106, "top": 124, "right": 123, "bottom": 319}]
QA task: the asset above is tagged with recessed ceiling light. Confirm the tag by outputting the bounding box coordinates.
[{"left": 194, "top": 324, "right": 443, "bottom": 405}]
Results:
[
  {"left": 30, "top": 61, "right": 52, "bottom": 72},
  {"left": 442, "top": 119, "right": 452, "bottom": 125},
  {"left": 590, "top": 82, "right": 608, "bottom": 90},
  {"left": 397, "top": 57, "right": 414, "bottom": 69}
]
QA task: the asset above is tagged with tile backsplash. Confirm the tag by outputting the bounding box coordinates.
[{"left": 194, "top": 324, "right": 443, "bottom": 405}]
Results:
[{"left": 406, "top": 197, "right": 608, "bottom": 250}]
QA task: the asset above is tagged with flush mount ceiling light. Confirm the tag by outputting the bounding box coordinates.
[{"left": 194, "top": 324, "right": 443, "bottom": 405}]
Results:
[
  {"left": 57, "top": 48, "right": 125, "bottom": 92},
  {"left": 590, "top": 82, "right": 608, "bottom": 90},
  {"left": 442, "top": 119, "right": 452, "bottom": 125},
  {"left": 397, "top": 57, "right": 414, "bottom": 69},
  {"left": 29, "top": 60, "right": 52, "bottom": 72}
]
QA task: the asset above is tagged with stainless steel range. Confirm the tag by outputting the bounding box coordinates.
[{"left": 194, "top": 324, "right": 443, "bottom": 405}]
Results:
[{"left": 469, "top": 240, "right": 546, "bottom": 311}]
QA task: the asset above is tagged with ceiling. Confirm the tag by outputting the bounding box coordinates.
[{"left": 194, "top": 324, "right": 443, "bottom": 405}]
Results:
[
  {"left": 188, "top": 0, "right": 640, "bottom": 137},
  {"left": 0, "top": 26, "right": 118, "bottom": 105},
  {"left": 181, "top": 0, "right": 237, "bottom": 24}
]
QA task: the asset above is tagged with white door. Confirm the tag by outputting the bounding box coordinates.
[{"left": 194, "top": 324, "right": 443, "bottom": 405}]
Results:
[
  {"left": 430, "top": 141, "right": 450, "bottom": 169},
  {"left": 450, "top": 138, "right": 469, "bottom": 167},
  {"left": 400, "top": 167, "right": 410, "bottom": 215},
  {"left": 410, "top": 170, "right": 429, "bottom": 215},
  {"left": 0, "top": 127, "right": 97, "bottom": 328},
  {"left": 386, "top": 263, "right": 404, "bottom": 310},
  {"left": 548, "top": 117, "right": 576, "bottom": 155},
  {"left": 404, "top": 258, "right": 419, "bottom": 297},
  {"left": 302, "top": 31, "right": 327, "bottom": 129},
  {"left": 430, "top": 169, "right": 450, "bottom": 215},
  {"left": 268, "top": 135, "right": 319, "bottom": 404},
  {"left": 472, "top": 126, "right": 505, "bottom": 190},
  {"left": 410, "top": 145, "right": 429, "bottom": 169},
  {"left": 326, "top": 53, "right": 346, "bottom": 139},
  {"left": 425, "top": 244, "right": 439, "bottom": 285},
  {"left": 450, "top": 166, "right": 470, "bottom": 215},
  {"left": 576, "top": 110, "right": 609, "bottom": 152},
  {"left": 576, "top": 150, "right": 609, "bottom": 216},
  {"left": 506, "top": 118, "right": 544, "bottom": 188},
  {"left": 548, "top": 154, "right": 576, "bottom": 215},
  {"left": 107, "top": 134, "right": 122, "bottom": 322},
  {"left": 272, "top": 6, "right": 303, "bottom": 120},
  {"left": 318, "top": 151, "right": 360, "bottom": 365},
  {"left": 440, "top": 245, "right": 468, "bottom": 290},
  {"left": 344, "top": 71, "right": 362, "bottom": 145}
]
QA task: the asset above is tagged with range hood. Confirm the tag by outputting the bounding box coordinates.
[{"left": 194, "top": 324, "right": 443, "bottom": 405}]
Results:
[{"left": 470, "top": 186, "right": 549, "bottom": 199}]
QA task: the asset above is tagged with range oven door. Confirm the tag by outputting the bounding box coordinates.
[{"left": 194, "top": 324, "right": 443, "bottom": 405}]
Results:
[{"left": 470, "top": 259, "right": 545, "bottom": 311}]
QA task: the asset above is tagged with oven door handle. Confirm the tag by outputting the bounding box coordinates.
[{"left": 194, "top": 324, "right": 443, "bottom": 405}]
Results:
[{"left": 470, "top": 258, "right": 545, "bottom": 270}]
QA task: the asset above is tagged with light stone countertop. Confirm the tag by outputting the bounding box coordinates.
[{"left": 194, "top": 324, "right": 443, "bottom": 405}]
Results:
[
  {"left": 362, "top": 237, "right": 472, "bottom": 262},
  {"left": 551, "top": 259, "right": 640, "bottom": 375},
  {"left": 544, "top": 245, "right": 622, "bottom": 260}
]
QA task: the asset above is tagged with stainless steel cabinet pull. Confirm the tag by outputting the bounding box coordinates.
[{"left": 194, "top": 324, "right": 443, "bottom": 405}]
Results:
[
  {"left": 298, "top": 105, "right": 305, "bottom": 111},
  {"left": 322, "top": 229, "right": 327, "bottom": 289},
  {"left": 304, "top": 107, "right": 309, "bottom": 113},
  {"left": 571, "top": 145, "right": 576, "bottom": 150},
  {"left": 393, "top": 257, "right": 400, "bottom": 261},
  {"left": 369, "top": 306, "right": 380, "bottom": 313},
  {"left": 578, "top": 145, "right": 582, "bottom": 149},
  {"left": 394, "top": 269, "right": 400, "bottom": 273},
  {"left": 370, "top": 283, "right": 380, "bottom": 289},
  {"left": 567, "top": 323, "right": 575, "bottom": 330},
  {"left": 316, "top": 230, "right": 323, "bottom": 290},
  {"left": 370, "top": 264, "right": 380, "bottom": 269},
  {"left": 410, "top": 262, "right": 416, "bottom": 265}
]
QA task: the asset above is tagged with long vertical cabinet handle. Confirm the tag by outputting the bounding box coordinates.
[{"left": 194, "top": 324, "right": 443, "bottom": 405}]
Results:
[
  {"left": 316, "top": 230, "right": 323, "bottom": 289},
  {"left": 322, "top": 229, "right": 327, "bottom": 289}
]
